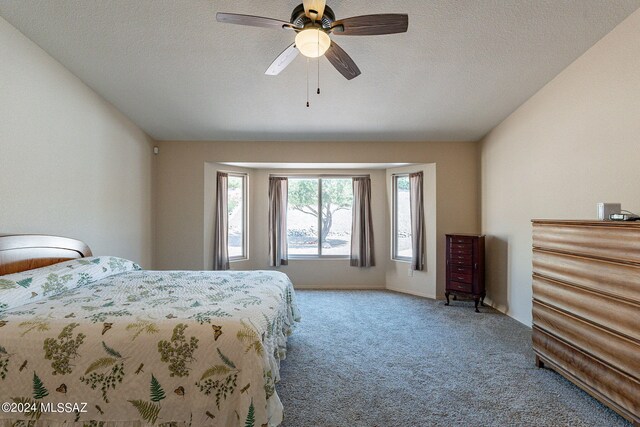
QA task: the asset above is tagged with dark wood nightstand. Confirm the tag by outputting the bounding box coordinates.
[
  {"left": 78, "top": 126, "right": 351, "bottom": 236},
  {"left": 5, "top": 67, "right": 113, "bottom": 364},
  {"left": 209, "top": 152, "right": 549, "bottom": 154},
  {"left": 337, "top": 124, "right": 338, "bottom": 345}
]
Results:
[{"left": 445, "top": 234, "right": 485, "bottom": 312}]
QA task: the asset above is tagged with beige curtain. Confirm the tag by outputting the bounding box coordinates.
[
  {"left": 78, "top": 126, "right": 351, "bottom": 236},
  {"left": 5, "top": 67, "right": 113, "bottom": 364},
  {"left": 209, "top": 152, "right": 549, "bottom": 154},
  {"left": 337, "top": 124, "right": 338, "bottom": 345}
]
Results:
[
  {"left": 409, "top": 171, "right": 425, "bottom": 271},
  {"left": 269, "top": 177, "right": 288, "bottom": 267},
  {"left": 350, "top": 177, "right": 375, "bottom": 267},
  {"left": 213, "top": 172, "right": 230, "bottom": 270}
]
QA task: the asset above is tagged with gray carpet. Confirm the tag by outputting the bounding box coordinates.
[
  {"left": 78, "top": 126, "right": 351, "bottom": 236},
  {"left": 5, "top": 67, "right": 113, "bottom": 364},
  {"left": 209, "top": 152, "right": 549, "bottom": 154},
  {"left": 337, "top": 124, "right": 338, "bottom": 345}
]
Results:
[{"left": 277, "top": 290, "right": 630, "bottom": 427}]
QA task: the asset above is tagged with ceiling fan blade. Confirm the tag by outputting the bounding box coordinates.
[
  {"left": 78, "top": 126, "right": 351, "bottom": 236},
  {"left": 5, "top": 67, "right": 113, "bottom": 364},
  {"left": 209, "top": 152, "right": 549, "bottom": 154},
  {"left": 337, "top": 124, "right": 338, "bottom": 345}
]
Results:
[
  {"left": 325, "top": 41, "right": 361, "bottom": 80},
  {"left": 265, "top": 43, "right": 299, "bottom": 76},
  {"left": 303, "top": 0, "right": 326, "bottom": 21},
  {"left": 331, "top": 14, "right": 408, "bottom": 36},
  {"left": 216, "top": 13, "right": 300, "bottom": 30}
]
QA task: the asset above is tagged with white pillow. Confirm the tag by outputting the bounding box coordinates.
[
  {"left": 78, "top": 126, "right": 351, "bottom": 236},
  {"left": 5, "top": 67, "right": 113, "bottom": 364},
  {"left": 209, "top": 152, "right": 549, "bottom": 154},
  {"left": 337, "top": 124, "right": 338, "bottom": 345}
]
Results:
[{"left": 0, "top": 256, "right": 140, "bottom": 314}]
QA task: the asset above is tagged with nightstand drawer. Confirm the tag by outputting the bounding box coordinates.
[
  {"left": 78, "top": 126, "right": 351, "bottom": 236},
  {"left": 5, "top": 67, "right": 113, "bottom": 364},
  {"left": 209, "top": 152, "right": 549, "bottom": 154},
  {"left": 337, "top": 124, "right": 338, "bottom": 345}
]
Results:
[{"left": 448, "top": 281, "right": 472, "bottom": 293}]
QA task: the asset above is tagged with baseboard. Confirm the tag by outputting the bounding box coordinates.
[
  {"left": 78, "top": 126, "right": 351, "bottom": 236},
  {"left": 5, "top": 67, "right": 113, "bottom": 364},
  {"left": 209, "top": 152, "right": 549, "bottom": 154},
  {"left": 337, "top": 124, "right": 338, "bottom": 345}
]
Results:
[
  {"left": 481, "top": 296, "right": 508, "bottom": 315},
  {"left": 291, "top": 285, "right": 511, "bottom": 313},
  {"left": 293, "top": 285, "right": 386, "bottom": 290},
  {"left": 385, "top": 286, "right": 435, "bottom": 299},
  {"left": 294, "top": 285, "right": 436, "bottom": 300}
]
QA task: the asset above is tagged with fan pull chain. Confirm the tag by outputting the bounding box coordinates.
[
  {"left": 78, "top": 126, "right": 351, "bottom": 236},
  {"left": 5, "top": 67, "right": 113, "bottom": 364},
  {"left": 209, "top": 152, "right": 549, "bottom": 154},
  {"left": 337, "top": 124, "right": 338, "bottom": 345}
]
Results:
[
  {"left": 317, "top": 57, "right": 320, "bottom": 94},
  {"left": 317, "top": 30, "right": 321, "bottom": 95},
  {"left": 306, "top": 57, "right": 310, "bottom": 107}
]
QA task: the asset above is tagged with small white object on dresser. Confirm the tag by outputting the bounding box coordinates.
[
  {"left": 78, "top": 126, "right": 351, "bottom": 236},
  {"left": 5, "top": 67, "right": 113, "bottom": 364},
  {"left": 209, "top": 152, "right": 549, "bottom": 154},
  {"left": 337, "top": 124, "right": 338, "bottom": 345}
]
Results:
[{"left": 597, "top": 202, "right": 621, "bottom": 220}]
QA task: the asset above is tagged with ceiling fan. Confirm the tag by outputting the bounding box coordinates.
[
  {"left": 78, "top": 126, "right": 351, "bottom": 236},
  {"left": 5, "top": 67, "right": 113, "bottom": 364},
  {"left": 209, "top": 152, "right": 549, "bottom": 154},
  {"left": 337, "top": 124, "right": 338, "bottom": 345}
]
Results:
[{"left": 217, "top": 0, "right": 408, "bottom": 80}]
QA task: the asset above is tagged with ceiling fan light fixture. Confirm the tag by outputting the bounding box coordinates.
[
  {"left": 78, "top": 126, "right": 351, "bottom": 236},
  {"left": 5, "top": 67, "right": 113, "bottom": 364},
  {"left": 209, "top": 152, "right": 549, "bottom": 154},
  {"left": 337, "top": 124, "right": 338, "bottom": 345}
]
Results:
[{"left": 295, "top": 28, "right": 330, "bottom": 58}]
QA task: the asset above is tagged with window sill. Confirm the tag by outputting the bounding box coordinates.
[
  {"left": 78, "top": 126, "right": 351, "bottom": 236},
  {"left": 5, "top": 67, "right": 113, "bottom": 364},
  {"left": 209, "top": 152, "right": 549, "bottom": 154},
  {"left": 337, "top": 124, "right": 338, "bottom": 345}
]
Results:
[
  {"left": 287, "top": 256, "right": 350, "bottom": 261},
  {"left": 229, "top": 257, "right": 248, "bottom": 263},
  {"left": 392, "top": 258, "right": 412, "bottom": 264}
]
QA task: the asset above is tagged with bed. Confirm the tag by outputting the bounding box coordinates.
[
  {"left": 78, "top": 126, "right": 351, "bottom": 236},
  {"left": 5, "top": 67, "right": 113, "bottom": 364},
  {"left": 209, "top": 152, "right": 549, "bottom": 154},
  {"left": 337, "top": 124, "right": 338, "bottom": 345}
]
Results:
[{"left": 0, "top": 235, "right": 300, "bottom": 427}]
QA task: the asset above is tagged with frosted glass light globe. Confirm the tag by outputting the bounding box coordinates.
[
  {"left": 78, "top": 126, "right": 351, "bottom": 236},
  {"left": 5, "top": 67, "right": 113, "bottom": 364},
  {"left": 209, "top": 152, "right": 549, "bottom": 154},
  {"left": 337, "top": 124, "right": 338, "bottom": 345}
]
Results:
[{"left": 295, "top": 28, "right": 331, "bottom": 58}]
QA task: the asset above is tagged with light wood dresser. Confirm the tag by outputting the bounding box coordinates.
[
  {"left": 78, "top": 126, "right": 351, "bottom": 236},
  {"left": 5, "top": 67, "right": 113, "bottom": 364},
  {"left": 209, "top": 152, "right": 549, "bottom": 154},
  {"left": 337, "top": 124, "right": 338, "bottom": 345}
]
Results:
[{"left": 532, "top": 220, "right": 639, "bottom": 425}]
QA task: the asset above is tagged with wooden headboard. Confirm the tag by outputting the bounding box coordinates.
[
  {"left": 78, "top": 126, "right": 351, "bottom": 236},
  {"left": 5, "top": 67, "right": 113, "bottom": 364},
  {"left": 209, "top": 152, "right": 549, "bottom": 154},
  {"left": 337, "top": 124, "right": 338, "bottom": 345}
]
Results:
[{"left": 0, "top": 234, "right": 92, "bottom": 275}]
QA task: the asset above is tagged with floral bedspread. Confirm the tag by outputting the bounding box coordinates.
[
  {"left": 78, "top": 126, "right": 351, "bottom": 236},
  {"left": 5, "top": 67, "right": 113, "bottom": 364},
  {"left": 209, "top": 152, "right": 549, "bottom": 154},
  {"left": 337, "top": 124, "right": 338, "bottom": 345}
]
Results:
[{"left": 0, "top": 257, "right": 300, "bottom": 427}]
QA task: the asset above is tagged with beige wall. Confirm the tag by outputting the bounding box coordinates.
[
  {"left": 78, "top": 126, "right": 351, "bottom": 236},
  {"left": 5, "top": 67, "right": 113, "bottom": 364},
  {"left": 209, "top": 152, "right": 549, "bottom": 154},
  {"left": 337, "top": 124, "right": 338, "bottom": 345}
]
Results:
[
  {"left": 154, "top": 141, "right": 480, "bottom": 295},
  {"left": 0, "top": 16, "right": 154, "bottom": 267},
  {"left": 480, "top": 9, "right": 640, "bottom": 326}
]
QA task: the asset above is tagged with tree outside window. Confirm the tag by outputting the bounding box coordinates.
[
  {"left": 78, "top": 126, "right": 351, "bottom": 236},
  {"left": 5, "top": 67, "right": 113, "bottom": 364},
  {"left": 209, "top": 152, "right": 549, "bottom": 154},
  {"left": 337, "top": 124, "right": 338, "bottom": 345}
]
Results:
[{"left": 287, "top": 177, "right": 353, "bottom": 257}]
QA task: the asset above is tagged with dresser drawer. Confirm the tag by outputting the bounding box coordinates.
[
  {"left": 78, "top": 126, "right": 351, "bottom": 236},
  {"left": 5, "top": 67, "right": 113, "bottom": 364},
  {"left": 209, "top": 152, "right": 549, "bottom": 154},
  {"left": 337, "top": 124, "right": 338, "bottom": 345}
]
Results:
[
  {"left": 450, "top": 252, "right": 472, "bottom": 260},
  {"left": 532, "top": 327, "right": 640, "bottom": 418},
  {"left": 449, "top": 254, "right": 472, "bottom": 265},
  {"left": 449, "top": 236, "right": 473, "bottom": 244},
  {"left": 450, "top": 272, "right": 473, "bottom": 284},
  {"left": 450, "top": 243, "right": 472, "bottom": 254},
  {"left": 533, "top": 249, "right": 640, "bottom": 303},
  {"left": 448, "top": 281, "right": 472, "bottom": 293},
  {"left": 533, "top": 301, "right": 640, "bottom": 381},
  {"left": 450, "top": 265, "right": 472, "bottom": 275},
  {"left": 533, "top": 222, "right": 640, "bottom": 264},
  {"left": 532, "top": 275, "right": 640, "bottom": 341}
]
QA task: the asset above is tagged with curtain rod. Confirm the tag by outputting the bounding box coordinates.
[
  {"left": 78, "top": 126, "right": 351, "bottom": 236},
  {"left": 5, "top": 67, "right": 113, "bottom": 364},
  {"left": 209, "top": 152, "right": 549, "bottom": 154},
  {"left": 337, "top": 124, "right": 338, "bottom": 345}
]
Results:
[
  {"left": 268, "top": 173, "right": 371, "bottom": 178},
  {"left": 390, "top": 172, "right": 415, "bottom": 176},
  {"left": 216, "top": 170, "right": 248, "bottom": 176}
]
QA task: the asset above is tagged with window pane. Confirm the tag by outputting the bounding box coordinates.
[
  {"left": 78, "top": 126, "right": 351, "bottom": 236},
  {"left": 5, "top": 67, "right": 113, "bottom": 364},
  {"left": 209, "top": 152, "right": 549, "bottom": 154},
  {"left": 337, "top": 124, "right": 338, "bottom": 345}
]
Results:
[
  {"left": 320, "top": 179, "right": 353, "bottom": 256},
  {"left": 395, "top": 176, "right": 412, "bottom": 259},
  {"left": 287, "top": 178, "right": 319, "bottom": 256},
  {"left": 228, "top": 175, "right": 244, "bottom": 258}
]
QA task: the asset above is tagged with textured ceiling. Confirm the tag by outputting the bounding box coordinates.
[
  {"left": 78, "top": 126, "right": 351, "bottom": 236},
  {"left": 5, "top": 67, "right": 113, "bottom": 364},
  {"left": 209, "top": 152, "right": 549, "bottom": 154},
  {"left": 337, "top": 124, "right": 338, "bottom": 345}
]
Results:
[{"left": 1, "top": 0, "right": 638, "bottom": 141}]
